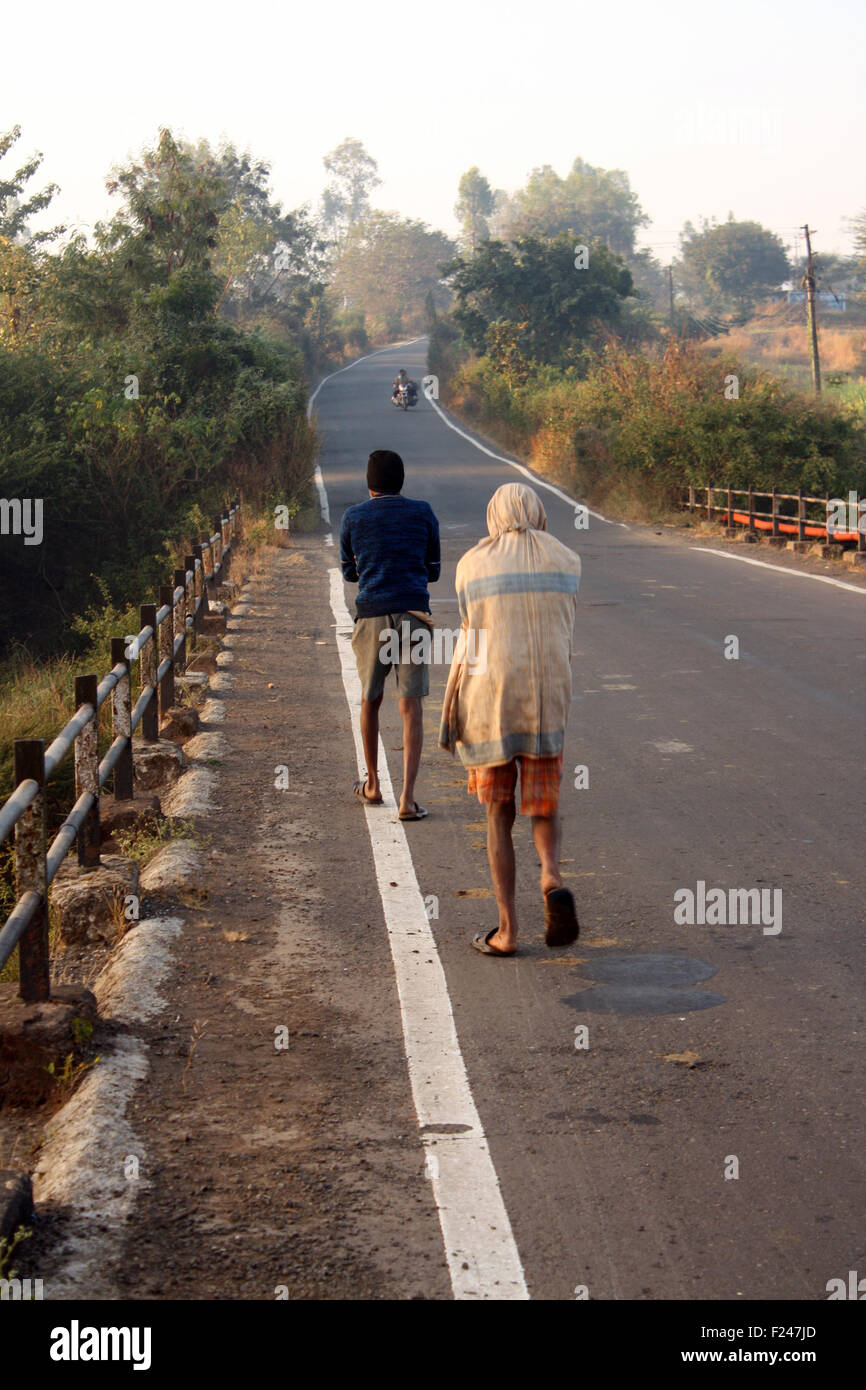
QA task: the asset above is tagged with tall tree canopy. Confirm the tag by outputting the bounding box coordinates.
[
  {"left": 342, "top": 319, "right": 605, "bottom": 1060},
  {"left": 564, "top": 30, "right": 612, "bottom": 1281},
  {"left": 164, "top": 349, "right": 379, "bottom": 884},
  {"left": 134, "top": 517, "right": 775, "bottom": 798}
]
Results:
[
  {"left": 676, "top": 216, "right": 790, "bottom": 315},
  {"left": 320, "top": 137, "right": 381, "bottom": 244},
  {"left": 0, "top": 124, "right": 64, "bottom": 245},
  {"left": 848, "top": 209, "right": 866, "bottom": 275},
  {"left": 454, "top": 167, "right": 495, "bottom": 254},
  {"left": 332, "top": 211, "right": 455, "bottom": 337},
  {"left": 445, "top": 232, "right": 635, "bottom": 371},
  {"left": 490, "top": 157, "right": 649, "bottom": 257},
  {"left": 101, "top": 127, "right": 225, "bottom": 279},
  {"left": 0, "top": 126, "right": 315, "bottom": 652}
]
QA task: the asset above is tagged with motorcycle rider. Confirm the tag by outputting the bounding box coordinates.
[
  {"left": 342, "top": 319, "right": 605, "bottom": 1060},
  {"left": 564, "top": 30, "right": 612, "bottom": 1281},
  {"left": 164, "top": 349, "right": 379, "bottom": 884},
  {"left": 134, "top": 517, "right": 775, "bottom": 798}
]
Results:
[{"left": 392, "top": 368, "right": 417, "bottom": 404}]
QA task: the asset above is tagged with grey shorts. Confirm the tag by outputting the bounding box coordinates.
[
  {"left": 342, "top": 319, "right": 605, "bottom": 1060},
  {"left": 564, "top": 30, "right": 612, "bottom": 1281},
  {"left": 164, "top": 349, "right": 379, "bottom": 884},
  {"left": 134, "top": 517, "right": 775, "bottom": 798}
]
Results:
[{"left": 352, "top": 612, "right": 431, "bottom": 701}]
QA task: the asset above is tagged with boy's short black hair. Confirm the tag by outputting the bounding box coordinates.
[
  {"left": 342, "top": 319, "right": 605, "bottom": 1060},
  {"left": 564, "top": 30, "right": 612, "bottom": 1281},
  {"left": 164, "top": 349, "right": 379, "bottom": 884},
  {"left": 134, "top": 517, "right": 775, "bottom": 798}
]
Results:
[{"left": 367, "top": 449, "right": 404, "bottom": 495}]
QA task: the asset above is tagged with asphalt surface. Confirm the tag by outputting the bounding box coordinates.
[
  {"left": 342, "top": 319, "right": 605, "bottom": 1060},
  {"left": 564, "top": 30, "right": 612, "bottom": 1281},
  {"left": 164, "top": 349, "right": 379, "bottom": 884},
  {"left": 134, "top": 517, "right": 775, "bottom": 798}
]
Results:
[{"left": 315, "top": 339, "right": 866, "bottom": 1300}]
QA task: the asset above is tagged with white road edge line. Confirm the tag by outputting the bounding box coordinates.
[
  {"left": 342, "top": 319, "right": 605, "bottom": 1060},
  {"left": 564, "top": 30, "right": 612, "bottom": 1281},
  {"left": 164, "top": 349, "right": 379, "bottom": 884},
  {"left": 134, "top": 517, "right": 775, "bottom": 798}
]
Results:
[
  {"left": 309, "top": 341, "right": 427, "bottom": 545},
  {"left": 328, "top": 567, "right": 529, "bottom": 1301},
  {"left": 690, "top": 545, "right": 866, "bottom": 596},
  {"left": 422, "top": 387, "right": 623, "bottom": 527},
  {"left": 307, "top": 338, "right": 426, "bottom": 414},
  {"left": 306, "top": 339, "right": 623, "bottom": 533}
]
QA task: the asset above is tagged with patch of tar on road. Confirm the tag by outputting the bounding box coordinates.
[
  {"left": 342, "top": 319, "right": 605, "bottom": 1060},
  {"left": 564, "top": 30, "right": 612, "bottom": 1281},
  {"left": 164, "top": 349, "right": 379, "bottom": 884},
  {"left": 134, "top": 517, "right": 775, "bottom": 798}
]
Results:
[{"left": 564, "top": 952, "right": 726, "bottom": 1016}]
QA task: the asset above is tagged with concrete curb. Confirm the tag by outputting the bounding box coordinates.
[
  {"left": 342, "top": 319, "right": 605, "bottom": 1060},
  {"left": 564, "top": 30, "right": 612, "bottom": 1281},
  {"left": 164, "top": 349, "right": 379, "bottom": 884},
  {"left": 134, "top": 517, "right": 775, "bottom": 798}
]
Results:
[{"left": 26, "top": 579, "right": 256, "bottom": 1296}]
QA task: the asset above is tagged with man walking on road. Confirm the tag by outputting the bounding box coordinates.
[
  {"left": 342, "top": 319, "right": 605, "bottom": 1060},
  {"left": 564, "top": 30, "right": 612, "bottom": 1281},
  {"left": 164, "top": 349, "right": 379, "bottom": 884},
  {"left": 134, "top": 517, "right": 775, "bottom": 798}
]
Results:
[
  {"left": 440, "top": 482, "right": 581, "bottom": 954},
  {"left": 340, "top": 449, "right": 440, "bottom": 821}
]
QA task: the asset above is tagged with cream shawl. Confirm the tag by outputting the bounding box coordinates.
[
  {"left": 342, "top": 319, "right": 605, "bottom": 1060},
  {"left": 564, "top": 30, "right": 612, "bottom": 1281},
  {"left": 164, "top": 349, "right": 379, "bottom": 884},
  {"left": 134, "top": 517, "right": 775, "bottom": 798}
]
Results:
[{"left": 438, "top": 482, "right": 581, "bottom": 768}]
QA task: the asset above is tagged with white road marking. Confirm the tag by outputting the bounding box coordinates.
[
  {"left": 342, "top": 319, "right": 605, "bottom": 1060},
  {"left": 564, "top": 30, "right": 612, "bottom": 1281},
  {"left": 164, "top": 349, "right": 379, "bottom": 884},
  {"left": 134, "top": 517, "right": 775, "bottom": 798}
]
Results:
[
  {"left": 690, "top": 546, "right": 866, "bottom": 596},
  {"left": 328, "top": 567, "right": 528, "bottom": 1301},
  {"left": 313, "top": 466, "right": 331, "bottom": 526},
  {"left": 307, "top": 338, "right": 426, "bottom": 413},
  {"left": 422, "top": 388, "right": 624, "bottom": 527},
  {"left": 306, "top": 340, "right": 624, "bottom": 538},
  {"left": 652, "top": 741, "right": 693, "bottom": 754},
  {"left": 308, "top": 341, "right": 426, "bottom": 528}
]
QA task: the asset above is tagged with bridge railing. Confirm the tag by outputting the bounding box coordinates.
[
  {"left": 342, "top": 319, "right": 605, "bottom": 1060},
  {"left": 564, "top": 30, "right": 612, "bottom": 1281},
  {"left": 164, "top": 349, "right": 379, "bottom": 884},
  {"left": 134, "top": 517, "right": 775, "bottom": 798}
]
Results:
[
  {"left": 0, "top": 502, "right": 242, "bottom": 1002},
  {"left": 682, "top": 485, "right": 866, "bottom": 550}
]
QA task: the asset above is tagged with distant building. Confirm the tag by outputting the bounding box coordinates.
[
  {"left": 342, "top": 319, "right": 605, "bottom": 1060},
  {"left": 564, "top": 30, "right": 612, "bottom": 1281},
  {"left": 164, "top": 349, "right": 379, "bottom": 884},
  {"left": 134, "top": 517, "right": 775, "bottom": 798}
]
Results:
[{"left": 787, "top": 290, "right": 847, "bottom": 311}]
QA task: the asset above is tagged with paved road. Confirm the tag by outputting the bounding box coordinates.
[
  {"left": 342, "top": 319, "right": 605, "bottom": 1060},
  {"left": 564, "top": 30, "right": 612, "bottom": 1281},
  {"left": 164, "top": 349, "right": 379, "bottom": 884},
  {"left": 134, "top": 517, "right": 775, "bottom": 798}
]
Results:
[{"left": 316, "top": 340, "right": 866, "bottom": 1300}]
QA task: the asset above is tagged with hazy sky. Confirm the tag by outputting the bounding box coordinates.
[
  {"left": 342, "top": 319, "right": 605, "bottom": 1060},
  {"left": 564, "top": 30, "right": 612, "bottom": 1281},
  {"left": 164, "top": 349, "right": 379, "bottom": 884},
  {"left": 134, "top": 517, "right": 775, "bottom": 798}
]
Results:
[{"left": 5, "top": 0, "right": 864, "bottom": 262}]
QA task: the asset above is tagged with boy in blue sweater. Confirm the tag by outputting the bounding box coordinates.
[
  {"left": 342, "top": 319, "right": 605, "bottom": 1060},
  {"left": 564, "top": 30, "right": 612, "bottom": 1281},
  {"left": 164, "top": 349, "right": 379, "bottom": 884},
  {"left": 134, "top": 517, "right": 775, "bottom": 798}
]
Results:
[{"left": 340, "top": 449, "right": 440, "bottom": 820}]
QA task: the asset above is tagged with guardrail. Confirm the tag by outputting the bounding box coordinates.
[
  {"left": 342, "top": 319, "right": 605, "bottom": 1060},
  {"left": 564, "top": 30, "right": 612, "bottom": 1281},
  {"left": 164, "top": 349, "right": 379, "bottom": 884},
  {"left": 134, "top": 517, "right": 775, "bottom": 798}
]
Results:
[
  {"left": 683, "top": 486, "right": 866, "bottom": 551},
  {"left": 0, "top": 501, "right": 243, "bottom": 1002}
]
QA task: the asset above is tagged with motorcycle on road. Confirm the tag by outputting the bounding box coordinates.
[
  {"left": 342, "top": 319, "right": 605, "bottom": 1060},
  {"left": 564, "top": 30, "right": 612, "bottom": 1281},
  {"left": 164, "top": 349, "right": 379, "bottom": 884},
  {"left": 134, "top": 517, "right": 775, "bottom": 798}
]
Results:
[{"left": 392, "top": 380, "right": 418, "bottom": 410}]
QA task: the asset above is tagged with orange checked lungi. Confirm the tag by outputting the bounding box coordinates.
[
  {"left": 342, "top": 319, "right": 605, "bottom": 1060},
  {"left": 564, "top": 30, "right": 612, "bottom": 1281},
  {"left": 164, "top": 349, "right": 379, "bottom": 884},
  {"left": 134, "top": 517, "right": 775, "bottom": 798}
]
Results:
[{"left": 467, "top": 754, "right": 563, "bottom": 817}]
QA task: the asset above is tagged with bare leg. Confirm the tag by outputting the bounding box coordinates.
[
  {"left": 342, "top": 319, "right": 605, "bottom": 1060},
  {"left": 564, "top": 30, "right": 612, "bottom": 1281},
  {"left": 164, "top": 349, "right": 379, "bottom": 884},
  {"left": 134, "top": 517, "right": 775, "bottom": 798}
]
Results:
[
  {"left": 359, "top": 694, "right": 383, "bottom": 801},
  {"left": 486, "top": 799, "right": 518, "bottom": 952},
  {"left": 397, "top": 696, "right": 423, "bottom": 815},
  {"left": 531, "top": 813, "right": 562, "bottom": 897}
]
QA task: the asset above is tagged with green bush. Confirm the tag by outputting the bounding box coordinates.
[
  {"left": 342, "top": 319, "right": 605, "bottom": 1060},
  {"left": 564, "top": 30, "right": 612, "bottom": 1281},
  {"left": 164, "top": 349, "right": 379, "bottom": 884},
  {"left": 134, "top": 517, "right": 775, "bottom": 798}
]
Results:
[
  {"left": 0, "top": 272, "right": 315, "bottom": 656},
  {"left": 432, "top": 327, "right": 866, "bottom": 510}
]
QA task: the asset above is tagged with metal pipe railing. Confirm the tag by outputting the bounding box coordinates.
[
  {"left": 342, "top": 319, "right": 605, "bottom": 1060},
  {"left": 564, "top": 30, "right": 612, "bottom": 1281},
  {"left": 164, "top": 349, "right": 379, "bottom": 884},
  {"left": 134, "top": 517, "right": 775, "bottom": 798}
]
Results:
[
  {"left": 0, "top": 499, "right": 243, "bottom": 998},
  {"left": 683, "top": 485, "right": 865, "bottom": 544}
]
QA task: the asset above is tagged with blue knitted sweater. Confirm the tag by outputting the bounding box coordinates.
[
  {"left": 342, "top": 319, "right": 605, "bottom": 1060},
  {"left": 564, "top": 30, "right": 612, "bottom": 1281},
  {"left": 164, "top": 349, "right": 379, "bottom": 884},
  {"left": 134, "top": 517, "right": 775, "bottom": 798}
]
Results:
[{"left": 339, "top": 494, "right": 441, "bottom": 617}]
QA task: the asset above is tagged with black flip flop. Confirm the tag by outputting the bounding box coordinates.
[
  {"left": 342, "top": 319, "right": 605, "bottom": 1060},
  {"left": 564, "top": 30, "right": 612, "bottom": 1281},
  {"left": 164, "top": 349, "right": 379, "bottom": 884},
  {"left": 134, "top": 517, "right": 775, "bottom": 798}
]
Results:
[
  {"left": 353, "top": 778, "right": 383, "bottom": 805},
  {"left": 398, "top": 802, "right": 429, "bottom": 821},
  {"left": 472, "top": 929, "right": 516, "bottom": 957},
  {"left": 544, "top": 888, "right": 579, "bottom": 947}
]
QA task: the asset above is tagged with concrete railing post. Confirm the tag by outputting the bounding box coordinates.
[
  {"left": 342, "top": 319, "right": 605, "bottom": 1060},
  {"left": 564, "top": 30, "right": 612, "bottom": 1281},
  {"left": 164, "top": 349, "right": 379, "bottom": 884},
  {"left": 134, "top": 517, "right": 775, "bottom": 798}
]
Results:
[
  {"left": 14, "top": 739, "right": 50, "bottom": 1002},
  {"left": 111, "top": 636, "right": 134, "bottom": 801},
  {"left": 73, "top": 673, "right": 100, "bottom": 869},
  {"left": 140, "top": 604, "right": 159, "bottom": 742},
  {"left": 159, "top": 584, "right": 175, "bottom": 715}
]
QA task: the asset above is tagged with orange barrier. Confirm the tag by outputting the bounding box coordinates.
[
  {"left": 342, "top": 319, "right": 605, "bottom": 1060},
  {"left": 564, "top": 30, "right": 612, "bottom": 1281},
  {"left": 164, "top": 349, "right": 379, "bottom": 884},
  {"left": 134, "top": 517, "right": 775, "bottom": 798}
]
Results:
[{"left": 726, "top": 510, "right": 859, "bottom": 541}]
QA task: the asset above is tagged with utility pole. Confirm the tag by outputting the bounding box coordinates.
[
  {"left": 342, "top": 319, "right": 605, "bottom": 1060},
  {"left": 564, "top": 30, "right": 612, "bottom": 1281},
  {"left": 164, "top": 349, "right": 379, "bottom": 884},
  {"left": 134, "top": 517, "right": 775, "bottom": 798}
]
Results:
[
  {"left": 668, "top": 265, "right": 675, "bottom": 331},
  {"left": 802, "top": 225, "right": 821, "bottom": 394}
]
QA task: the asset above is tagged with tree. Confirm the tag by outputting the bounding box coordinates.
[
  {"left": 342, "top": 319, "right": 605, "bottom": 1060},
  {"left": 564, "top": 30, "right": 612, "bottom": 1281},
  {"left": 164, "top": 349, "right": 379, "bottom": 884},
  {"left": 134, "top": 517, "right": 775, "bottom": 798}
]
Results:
[
  {"left": 676, "top": 216, "right": 790, "bottom": 315},
  {"left": 0, "top": 125, "right": 64, "bottom": 245},
  {"left": 0, "top": 125, "right": 321, "bottom": 658},
  {"left": 445, "top": 231, "right": 635, "bottom": 368},
  {"left": 845, "top": 210, "right": 866, "bottom": 286},
  {"left": 0, "top": 238, "right": 39, "bottom": 340},
  {"left": 174, "top": 139, "right": 328, "bottom": 319},
  {"left": 332, "top": 212, "right": 455, "bottom": 337},
  {"left": 101, "top": 127, "right": 226, "bottom": 280},
  {"left": 491, "top": 157, "right": 649, "bottom": 257},
  {"left": 455, "top": 167, "right": 494, "bottom": 254},
  {"left": 809, "top": 249, "right": 861, "bottom": 301},
  {"left": 320, "top": 137, "right": 381, "bottom": 244}
]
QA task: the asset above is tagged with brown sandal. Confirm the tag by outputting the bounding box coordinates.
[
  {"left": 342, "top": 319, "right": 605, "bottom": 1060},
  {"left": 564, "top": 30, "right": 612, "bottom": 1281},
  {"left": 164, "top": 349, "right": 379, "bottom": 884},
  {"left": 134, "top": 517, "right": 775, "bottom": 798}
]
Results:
[
  {"left": 471, "top": 929, "right": 516, "bottom": 957},
  {"left": 544, "top": 888, "right": 579, "bottom": 947},
  {"left": 353, "top": 778, "right": 383, "bottom": 805}
]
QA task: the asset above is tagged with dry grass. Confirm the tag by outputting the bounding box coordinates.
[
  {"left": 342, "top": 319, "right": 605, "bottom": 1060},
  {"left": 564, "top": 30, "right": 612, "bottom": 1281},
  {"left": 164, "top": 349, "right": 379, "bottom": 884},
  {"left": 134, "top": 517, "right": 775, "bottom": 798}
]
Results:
[
  {"left": 238, "top": 484, "right": 321, "bottom": 586},
  {"left": 114, "top": 816, "right": 202, "bottom": 866},
  {"left": 707, "top": 322, "right": 866, "bottom": 376},
  {"left": 0, "top": 483, "right": 319, "bottom": 799},
  {"left": 0, "top": 652, "right": 98, "bottom": 794}
]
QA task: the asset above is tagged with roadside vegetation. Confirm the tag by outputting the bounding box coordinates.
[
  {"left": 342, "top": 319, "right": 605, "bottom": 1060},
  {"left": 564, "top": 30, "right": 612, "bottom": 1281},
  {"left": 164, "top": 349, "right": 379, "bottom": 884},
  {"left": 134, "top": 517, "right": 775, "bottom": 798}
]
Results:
[
  {"left": 0, "top": 125, "right": 451, "bottom": 785},
  {"left": 3, "top": 129, "right": 866, "bottom": 925},
  {"left": 433, "top": 159, "right": 866, "bottom": 522}
]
